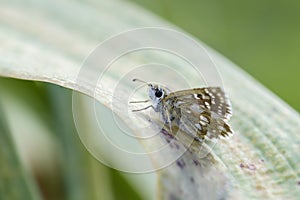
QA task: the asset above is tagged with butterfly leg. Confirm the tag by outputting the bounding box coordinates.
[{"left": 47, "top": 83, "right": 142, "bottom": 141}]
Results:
[
  {"left": 129, "top": 99, "right": 150, "bottom": 103},
  {"left": 164, "top": 108, "right": 173, "bottom": 131},
  {"left": 131, "top": 105, "right": 154, "bottom": 112}
]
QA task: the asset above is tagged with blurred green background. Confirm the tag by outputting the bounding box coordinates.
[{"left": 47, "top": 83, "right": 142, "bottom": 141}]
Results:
[
  {"left": 131, "top": 0, "right": 300, "bottom": 112},
  {"left": 1, "top": 0, "right": 299, "bottom": 200}
]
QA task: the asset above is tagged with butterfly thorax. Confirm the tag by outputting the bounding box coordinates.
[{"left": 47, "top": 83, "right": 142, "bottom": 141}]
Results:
[{"left": 148, "top": 84, "right": 181, "bottom": 125}]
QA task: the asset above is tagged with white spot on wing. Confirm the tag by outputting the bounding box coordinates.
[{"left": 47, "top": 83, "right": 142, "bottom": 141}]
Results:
[
  {"left": 204, "top": 102, "right": 211, "bottom": 109},
  {"left": 200, "top": 115, "right": 209, "bottom": 123},
  {"left": 199, "top": 121, "right": 207, "bottom": 126},
  {"left": 194, "top": 94, "right": 200, "bottom": 99}
]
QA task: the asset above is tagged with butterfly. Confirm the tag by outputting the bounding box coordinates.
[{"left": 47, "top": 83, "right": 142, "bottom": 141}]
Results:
[{"left": 130, "top": 78, "right": 233, "bottom": 142}]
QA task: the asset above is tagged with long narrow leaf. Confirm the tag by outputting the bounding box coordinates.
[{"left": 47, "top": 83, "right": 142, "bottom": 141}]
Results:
[
  {"left": 0, "top": 103, "right": 42, "bottom": 200},
  {"left": 0, "top": 0, "right": 300, "bottom": 199}
]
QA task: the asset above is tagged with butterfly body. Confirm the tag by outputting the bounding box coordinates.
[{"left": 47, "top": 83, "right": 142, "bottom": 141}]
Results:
[{"left": 132, "top": 79, "right": 233, "bottom": 142}]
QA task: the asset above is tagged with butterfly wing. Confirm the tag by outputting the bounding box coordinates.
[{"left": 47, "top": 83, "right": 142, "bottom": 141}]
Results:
[
  {"left": 180, "top": 108, "right": 234, "bottom": 140},
  {"left": 162, "top": 87, "right": 233, "bottom": 140},
  {"left": 165, "top": 87, "right": 232, "bottom": 121}
]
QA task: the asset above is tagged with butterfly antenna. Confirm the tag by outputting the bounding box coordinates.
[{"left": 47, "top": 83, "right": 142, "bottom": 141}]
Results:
[{"left": 132, "top": 78, "right": 152, "bottom": 86}]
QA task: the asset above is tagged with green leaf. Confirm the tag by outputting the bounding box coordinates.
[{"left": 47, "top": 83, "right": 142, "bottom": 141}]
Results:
[
  {"left": 1, "top": 0, "right": 300, "bottom": 199},
  {"left": 46, "top": 85, "right": 115, "bottom": 200},
  {"left": 0, "top": 103, "right": 42, "bottom": 200}
]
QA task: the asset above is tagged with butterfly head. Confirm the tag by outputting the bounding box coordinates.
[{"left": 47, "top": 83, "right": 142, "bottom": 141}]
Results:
[
  {"left": 133, "top": 78, "right": 167, "bottom": 111},
  {"left": 147, "top": 84, "right": 167, "bottom": 112},
  {"left": 148, "top": 84, "right": 166, "bottom": 100}
]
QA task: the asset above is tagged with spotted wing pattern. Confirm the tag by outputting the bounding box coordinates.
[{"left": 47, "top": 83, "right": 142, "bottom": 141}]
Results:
[{"left": 162, "top": 87, "right": 233, "bottom": 140}]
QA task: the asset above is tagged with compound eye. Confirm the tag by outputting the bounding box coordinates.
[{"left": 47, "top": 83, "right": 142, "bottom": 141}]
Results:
[{"left": 155, "top": 89, "right": 163, "bottom": 98}]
